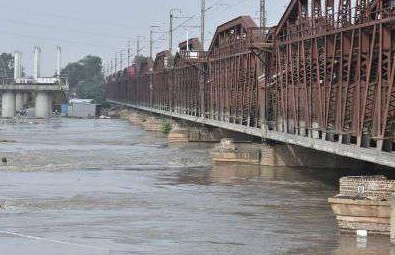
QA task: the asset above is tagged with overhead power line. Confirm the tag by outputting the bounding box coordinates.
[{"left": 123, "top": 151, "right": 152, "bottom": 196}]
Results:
[
  {"left": 0, "top": 29, "right": 114, "bottom": 49},
  {"left": 107, "top": 0, "right": 256, "bottom": 73},
  {"left": 0, "top": 5, "right": 137, "bottom": 30},
  {"left": 0, "top": 17, "right": 132, "bottom": 41}
]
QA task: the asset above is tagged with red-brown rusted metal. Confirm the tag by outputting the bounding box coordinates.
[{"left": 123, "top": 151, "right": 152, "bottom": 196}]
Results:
[
  {"left": 267, "top": 0, "right": 395, "bottom": 151},
  {"left": 152, "top": 50, "right": 172, "bottom": 111},
  {"left": 207, "top": 16, "right": 261, "bottom": 127},
  {"left": 173, "top": 38, "right": 206, "bottom": 117},
  {"left": 106, "top": 2, "right": 395, "bottom": 154}
]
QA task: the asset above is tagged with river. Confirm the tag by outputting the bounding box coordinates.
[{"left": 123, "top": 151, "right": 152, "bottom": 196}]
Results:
[{"left": 0, "top": 118, "right": 393, "bottom": 254}]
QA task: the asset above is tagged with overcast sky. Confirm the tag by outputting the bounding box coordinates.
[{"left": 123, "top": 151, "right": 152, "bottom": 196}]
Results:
[{"left": 0, "top": 0, "right": 289, "bottom": 76}]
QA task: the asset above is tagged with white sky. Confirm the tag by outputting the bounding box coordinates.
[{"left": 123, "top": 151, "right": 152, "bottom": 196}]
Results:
[{"left": 0, "top": 0, "right": 289, "bottom": 76}]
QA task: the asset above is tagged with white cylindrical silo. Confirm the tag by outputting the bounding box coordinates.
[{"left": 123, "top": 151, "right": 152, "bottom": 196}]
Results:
[
  {"left": 14, "top": 51, "right": 22, "bottom": 79},
  {"left": 56, "top": 45, "right": 61, "bottom": 76},
  {"left": 15, "top": 92, "right": 24, "bottom": 111},
  {"left": 33, "top": 46, "right": 41, "bottom": 79}
]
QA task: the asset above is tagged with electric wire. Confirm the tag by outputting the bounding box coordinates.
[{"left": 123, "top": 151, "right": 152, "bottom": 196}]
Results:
[
  {"left": 0, "top": 29, "right": 114, "bottom": 49},
  {"left": 0, "top": 5, "right": 137, "bottom": 30},
  {"left": 0, "top": 17, "right": 133, "bottom": 41},
  {"left": 105, "top": 0, "right": 257, "bottom": 74}
]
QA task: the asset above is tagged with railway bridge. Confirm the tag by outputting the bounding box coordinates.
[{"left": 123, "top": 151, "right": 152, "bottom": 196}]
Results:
[{"left": 107, "top": 0, "right": 395, "bottom": 168}]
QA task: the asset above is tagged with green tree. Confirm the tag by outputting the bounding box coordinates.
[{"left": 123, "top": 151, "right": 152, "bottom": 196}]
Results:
[
  {"left": 0, "top": 53, "right": 14, "bottom": 79},
  {"left": 61, "top": 55, "right": 105, "bottom": 104},
  {"left": 134, "top": 55, "right": 149, "bottom": 66}
]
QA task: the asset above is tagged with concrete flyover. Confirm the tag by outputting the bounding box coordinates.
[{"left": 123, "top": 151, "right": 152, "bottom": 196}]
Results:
[
  {"left": 0, "top": 82, "right": 68, "bottom": 118},
  {"left": 1, "top": 46, "right": 68, "bottom": 118}
]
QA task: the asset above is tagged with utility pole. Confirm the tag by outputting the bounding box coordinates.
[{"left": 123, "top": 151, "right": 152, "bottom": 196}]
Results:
[
  {"left": 120, "top": 51, "right": 123, "bottom": 70},
  {"left": 127, "top": 41, "right": 131, "bottom": 67},
  {"left": 169, "top": 8, "right": 181, "bottom": 54},
  {"left": 150, "top": 29, "right": 154, "bottom": 60},
  {"left": 201, "top": 0, "right": 205, "bottom": 50},
  {"left": 260, "top": 0, "right": 266, "bottom": 32},
  {"left": 169, "top": 10, "right": 174, "bottom": 54},
  {"left": 149, "top": 25, "right": 160, "bottom": 60},
  {"left": 186, "top": 29, "right": 189, "bottom": 51},
  {"left": 136, "top": 36, "right": 141, "bottom": 57},
  {"left": 114, "top": 53, "right": 118, "bottom": 73},
  {"left": 56, "top": 45, "right": 61, "bottom": 77},
  {"left": 149, "top": 27, "right": 155, "bottom": 107}
]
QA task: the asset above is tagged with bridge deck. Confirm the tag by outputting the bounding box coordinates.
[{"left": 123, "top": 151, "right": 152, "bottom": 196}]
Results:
[
  {"left": 106, "top": 4, "right": 395, "bottom": 169},
  {"left": 109, "top": 100, "right": 395, "bottom": 169},
  {"left": 0, "top": 84, "right": 66, "bottom": 91}
]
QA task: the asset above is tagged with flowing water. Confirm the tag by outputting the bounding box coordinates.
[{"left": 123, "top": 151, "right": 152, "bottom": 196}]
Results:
[{"left": 0, "top": 118, "right": 393, "bottom": 255}]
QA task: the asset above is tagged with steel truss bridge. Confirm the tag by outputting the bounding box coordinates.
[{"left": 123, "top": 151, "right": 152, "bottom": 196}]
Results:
[{"left": 107, "top": 0, "right": 395, "bottom": 168}]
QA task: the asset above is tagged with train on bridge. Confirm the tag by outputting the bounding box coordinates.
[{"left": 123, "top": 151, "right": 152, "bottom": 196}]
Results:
[{"left": 106, "top": 0, "right": 395, "bottom": 167}]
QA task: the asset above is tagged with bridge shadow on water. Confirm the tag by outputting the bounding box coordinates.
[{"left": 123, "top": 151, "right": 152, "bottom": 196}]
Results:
[{"left": 173, "top": 160, "right": 395, "bottom": 189}]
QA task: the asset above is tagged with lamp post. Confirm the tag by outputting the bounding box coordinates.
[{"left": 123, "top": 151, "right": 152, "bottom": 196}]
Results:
[{"left": 169, "top": 8, "right": 182, "bottom": 54}]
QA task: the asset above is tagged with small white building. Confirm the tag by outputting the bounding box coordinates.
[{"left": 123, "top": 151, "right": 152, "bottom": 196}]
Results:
[{"left": 68, "top": 99, "right": 100, "bottom": 118}]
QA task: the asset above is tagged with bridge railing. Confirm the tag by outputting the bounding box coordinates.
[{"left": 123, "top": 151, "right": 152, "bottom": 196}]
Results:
[
  {"left": 0, "top": 78, "right": 13, "bottom": 85},
  {"left": 0, "top": 76, "right": 69, "bottom": 90},
  {"left": 59, "top": 77, "right": 69, "bottom": 91}
]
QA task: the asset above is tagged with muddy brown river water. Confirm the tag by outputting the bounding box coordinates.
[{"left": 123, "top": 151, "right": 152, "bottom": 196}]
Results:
[{"left": 0, "top": 118, "right": 393, "bottom": 254}]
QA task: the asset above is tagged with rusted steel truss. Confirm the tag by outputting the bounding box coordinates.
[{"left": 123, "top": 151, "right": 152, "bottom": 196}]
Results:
[
  {"left": 173, "top": 53, "right": 206, "bottom": 117},
  {"left": 207, "top": 16, "right": 261, "bottom": 127},
  {"left": 269, "top": 0, "right": 395, "bottom": 151},
  {"left": 107, "top": 17, "right": 262, "bottom": 128},
  {"left": 152, "top": 51, "right": 172, "bottom": 111},
  {"left": 106, "top": 2, "right": 395, "bottom": 155}
]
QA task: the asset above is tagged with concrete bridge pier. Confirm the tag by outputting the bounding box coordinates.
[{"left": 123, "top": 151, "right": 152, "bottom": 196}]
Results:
[
  {"left": 391, "top": 194, "right": 395, "bottom": 243},
  {"left": 168, "top": 123, "right": 189, "bottom": 143},
  {"left": 260, "top": 143, "right": 311, "bottom": 167},
  {"left": 35, "top": 91, "right": 53, "bottom": 118},
  {"left": 142, "top": 116, "right": 164, "bottom": 132},
  {"left": 15, "top": 92, "right": 25, "bottom": 112},
  {"left": 128, "top": 112, "right": 145, "bottom": 125},
  {"left": 2, "top": 91, "right": 16, "bottom": 118},
  {"left": 23, "top": 93, "right": 29, "bottom": 105},
  {"left": 210, "top": 138, "right": 261, "bottom": 164},
  {"left": 209, "top": 137, "right": 370, "bottom": 168},
  {"left": 168, "top": 122, "right": 231, "bottom": 143}
]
